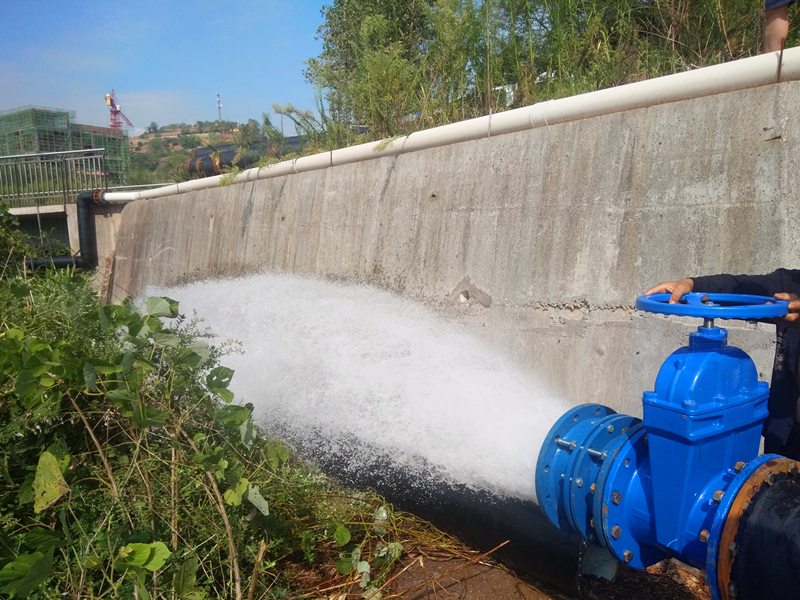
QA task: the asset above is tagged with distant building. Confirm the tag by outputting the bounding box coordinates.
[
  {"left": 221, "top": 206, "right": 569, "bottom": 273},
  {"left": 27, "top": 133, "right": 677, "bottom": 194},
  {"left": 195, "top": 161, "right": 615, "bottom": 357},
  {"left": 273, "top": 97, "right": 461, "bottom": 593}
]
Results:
[{"left": 0, "top": 106, "right": 130, "bottom": 184}]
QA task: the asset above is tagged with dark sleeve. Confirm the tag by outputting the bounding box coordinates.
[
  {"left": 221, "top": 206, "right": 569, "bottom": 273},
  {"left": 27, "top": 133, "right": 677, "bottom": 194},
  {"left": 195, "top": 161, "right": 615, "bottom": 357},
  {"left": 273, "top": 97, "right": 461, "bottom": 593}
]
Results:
[{"left": 691, "top": 269, "right": 800, "bottom": 297}]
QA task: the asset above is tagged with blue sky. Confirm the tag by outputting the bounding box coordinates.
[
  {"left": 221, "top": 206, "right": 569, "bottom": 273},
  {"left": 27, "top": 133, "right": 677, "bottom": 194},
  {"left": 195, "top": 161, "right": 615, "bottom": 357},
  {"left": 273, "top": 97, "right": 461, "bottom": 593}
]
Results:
[{"left": 0, "top": 0, "right": 326, "bottom": 135}]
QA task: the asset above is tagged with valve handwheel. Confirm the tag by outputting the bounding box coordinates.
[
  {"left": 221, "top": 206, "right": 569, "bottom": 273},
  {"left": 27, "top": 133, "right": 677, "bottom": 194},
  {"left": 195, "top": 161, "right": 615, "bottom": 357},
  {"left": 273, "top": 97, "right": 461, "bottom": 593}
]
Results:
[{"left": 636, "top": 293, "right": 788, "bottom": 320}]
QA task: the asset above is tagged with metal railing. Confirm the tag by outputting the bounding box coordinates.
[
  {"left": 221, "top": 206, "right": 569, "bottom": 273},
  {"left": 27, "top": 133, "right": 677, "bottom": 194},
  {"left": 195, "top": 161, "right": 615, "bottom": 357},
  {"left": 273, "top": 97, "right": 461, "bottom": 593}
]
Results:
[{"left": 0, "top": 148, "right": 107, "bottom": 208}]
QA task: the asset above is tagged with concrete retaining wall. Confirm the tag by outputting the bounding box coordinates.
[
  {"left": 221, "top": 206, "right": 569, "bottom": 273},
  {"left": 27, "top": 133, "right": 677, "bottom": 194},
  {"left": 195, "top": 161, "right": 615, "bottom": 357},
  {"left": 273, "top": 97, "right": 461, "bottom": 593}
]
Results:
[{"left": 110, "top": 81, "right": 800, "bottom": 416}]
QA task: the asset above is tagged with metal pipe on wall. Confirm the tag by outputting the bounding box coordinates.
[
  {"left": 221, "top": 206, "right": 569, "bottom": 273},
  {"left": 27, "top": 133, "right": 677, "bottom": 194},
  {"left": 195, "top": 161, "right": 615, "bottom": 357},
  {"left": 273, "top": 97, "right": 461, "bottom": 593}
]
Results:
[
  {"left": 25, "top": 190, "right": 99, "bottom": 270},
  {"left": 102, "top": 47, "right": 800, "bottom": 204}
]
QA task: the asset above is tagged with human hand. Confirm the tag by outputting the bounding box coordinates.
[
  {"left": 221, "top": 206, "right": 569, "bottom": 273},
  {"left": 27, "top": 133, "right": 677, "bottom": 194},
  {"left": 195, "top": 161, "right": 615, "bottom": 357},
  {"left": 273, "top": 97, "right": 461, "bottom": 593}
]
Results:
[
  {"left": 644, "top": 279, "right": 694, "bottom": 304},
  {"left": 774, "top": 293, "right": 800, "bottom": 327}
]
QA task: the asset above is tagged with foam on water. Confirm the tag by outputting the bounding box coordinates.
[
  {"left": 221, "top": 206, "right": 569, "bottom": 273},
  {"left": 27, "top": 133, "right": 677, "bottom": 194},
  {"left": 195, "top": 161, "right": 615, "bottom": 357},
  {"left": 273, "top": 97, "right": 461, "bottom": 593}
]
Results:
[{"left": 148, "top": 272, "right": 570, "bottom": 501}]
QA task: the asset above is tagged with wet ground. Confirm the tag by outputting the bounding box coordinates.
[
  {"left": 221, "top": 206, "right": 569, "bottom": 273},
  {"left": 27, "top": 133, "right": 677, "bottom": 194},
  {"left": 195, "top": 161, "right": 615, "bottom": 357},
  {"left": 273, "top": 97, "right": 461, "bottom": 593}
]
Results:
[
  {"left": 382, "top": 556, "right": 710, "bottom": 600},
  {"left": 308, "top": 553, "right": 710, "bottom": 600}
]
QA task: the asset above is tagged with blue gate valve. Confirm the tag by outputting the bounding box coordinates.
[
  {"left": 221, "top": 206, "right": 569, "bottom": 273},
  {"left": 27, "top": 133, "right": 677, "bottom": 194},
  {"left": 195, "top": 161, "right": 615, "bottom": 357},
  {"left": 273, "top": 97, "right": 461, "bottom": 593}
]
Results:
[{"left": 536, "top": 293, "right": 789, "bottom": 600}]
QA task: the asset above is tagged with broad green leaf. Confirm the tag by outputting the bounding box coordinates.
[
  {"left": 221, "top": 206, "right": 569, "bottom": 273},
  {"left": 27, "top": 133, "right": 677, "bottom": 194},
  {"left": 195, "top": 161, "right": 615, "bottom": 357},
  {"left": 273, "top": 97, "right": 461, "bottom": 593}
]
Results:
[
  {"left": 84, "top": 556, "right": 103, "bottom": 570},
  {"left": 153, "top": 332, "right": 181, "bottom": 347},
  {"left": 33, "top": 451, "right": 69, "bottom": 514},
  {"left": 145, "top": 296, "right": 179, "bottom": 318},
  {"left": 173, "top": 556, "right": 205, "bottom": 599},
  {"left": 207, "top": 366, "right": 234, "bottom": 388},
  {"left": 105, "top": 302, "right": 140, "bottom": 326},
  {"left": 14, "top": 370, "right": 37, "bottom": 401},
  {"left": 335, "top": 557, "right": 353, "bottom": 575},
  {"left": 189, "top": 341, "right": 210, "bottom": 365},
  {"left": 173, "top": 348, "right": 203, "bottom": 370},
  {"left": 5, "top": 328, "right": 24, "bottom": 341},
  {"left": 246, "top": 483, "right": 269, "bottom": 516},
  {"left": 137, "top": 542, "right": 171, "bottom": 572},
  {"left": 116, "top": 542, "right": 171, "bottom": 572},
  {"left": 275, "top": 443, "right": 289, "bottom": 463},
  {"left": 131, "top": 400, "right": 168, "bottom": 428},
  {"left": 264, "top": 441, "right": 289, "bottom": 471},
  {"left": 17, "top": 475, "right": 34, "bottom": 505},
  {"left": 24, "top": 529, "right": 65, "bottom": 551},
  {"left": 27, "top": 339, "right": 50, "bottom": 354},
  {"left": 207, "top": 367, "right": 234, "bottom": 402},
  {"left": 58, "top": 510, "right": 72, "bottom": 544},
  {"left": 98, "top": 302, "right": 109, "bottom": 330},
  {"left": 0, "top": 548, "right": 53, "bottom": 596},
  {"left": 239, "top": 418, "right": 255, "bottom": 449},
  {"left": 143, "top": 314, "right": 165, "bottom": 334},
  {"left": 214, "top": 404, "right": 251, "bottom": 428},
  {"left": 223, "top": 477, "right": 248, "bottom": 506},
  {"left": 45, "top": 439, "right": 70, "bottom": 474},
  {"left": 120, "top": 351, "right": 134, "bottom": 372},
  {"left": 333, "top": 524, "right": 351, "bottom": 547},
  {"left": 107, "top": 389, "right": 137, "bottom": 409},
  {"left": 373, "top": 542, "right": 403, "bottom": 568},
  {"left": 216, "top": 388, "right": 234, "bottom": 403},
  {"left": 82, "top": 362, "right": 97, "bottom": 392},
  {"left": 193, "top": 448, "right": 228, "bottom": 480},
  {"left": 373, "top": 505, "right": 389, "bottom": 536},
  {"left": 89, "top": 360, "right": 124, "bottom": 375},
  {"left": 357, "top": 560, "right": 371, "bottom": 588}
]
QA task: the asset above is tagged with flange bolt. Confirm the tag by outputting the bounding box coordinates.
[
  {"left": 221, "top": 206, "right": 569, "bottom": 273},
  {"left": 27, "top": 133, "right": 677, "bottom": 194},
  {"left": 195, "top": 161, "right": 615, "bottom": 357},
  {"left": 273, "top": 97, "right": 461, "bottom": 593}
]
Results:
[
  {"left": 623, "top": 550, "right": 633, "bottom": 563},
  {"left": 611, "top": 526, "right": 622, "bottom": 540},
  {"left": 699, "top": 529, "right": 710, "bottom": 544},
  {"left": 734, "top": 461, "right": 746, "bottom": 473},
  {"left": 713, "top": 490, "right": 725, "bottom": 503},
  {"left": 611, "top": 490, "right": 623, "bottom": 505}
]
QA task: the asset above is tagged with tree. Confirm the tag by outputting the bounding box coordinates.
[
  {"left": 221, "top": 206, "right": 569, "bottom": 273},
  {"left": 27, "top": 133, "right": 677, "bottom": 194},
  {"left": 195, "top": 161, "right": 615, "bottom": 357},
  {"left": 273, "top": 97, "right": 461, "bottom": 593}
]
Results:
[
  {"left": 177, "top": 133, "right": 202, "bottom": 150},
  {"left": 146, "top": 121, "right": 159, "bottom": 134},
  {"left": 306, "top": 0, "right": 793, "bottom": 141},
  {"left": 306, "top": 0, "right": 434, "bottom": 126}
]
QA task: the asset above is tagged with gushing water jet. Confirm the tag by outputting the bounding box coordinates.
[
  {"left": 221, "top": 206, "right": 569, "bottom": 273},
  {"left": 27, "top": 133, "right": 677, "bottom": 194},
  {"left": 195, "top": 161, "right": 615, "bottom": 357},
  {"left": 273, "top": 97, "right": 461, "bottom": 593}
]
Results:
[{"left": 150, "top": 272, "right": 603, "bottom": 593}]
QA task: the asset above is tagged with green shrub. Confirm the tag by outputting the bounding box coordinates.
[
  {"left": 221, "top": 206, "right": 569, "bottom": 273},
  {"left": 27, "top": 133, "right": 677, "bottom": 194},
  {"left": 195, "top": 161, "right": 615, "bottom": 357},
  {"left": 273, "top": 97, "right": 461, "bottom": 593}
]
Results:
[{"left": 0, "top": 206, "right": 412, "bottom": 599}]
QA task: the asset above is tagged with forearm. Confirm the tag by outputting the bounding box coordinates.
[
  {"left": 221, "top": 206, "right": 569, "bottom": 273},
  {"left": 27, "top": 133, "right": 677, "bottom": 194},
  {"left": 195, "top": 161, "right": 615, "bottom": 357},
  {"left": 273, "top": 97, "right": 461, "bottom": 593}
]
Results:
[{"left": 691, "top": 272, "right": 791, "bottom": 297}]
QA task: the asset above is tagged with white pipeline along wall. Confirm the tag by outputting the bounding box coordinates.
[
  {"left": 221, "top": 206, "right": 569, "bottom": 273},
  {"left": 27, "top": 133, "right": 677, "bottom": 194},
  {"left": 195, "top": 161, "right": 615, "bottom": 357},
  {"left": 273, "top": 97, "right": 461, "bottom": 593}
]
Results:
[{"left": 110, "top": 54, "right": 800, "bottom": 416}]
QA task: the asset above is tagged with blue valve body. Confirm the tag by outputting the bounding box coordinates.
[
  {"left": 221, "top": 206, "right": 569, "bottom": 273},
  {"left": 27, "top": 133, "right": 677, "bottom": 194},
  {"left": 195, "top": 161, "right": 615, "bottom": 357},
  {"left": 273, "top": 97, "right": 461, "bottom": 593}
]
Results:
[{"left": 536, "top": 294, "right": 788, "bottom": 599}]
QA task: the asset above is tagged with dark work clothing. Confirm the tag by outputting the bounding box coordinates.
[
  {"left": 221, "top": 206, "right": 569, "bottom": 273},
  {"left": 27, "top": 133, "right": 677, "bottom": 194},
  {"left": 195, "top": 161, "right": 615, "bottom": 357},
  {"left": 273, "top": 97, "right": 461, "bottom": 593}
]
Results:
[
  {"left": 765, "top": 0, "right": 795, "bottom": 11},
  {"left": 692, "top": 269, "right": 800, "bottom": 459}
]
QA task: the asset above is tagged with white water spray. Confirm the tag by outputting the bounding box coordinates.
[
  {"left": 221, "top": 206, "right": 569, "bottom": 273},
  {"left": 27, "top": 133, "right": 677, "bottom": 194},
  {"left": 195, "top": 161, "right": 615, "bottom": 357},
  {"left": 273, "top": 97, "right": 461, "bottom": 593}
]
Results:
[{"left": 149, "top": 272, "right": 570, "bottom": 501}]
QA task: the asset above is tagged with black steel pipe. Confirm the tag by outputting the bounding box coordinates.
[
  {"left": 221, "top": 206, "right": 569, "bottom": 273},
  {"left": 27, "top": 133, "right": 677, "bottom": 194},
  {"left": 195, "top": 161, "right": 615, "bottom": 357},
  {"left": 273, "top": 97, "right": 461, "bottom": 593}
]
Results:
[
  {"left": 191, "top": 144, "right": 236, "bottom": 158},
  {"left": 729, "top": 464, "right": 800, "bottom": 599},
  {"left": 26, "top": 256, "right": 85, "bottom": 269},
  {"left": 181, "top": 149, "right": 261, "bottom": 178},
  {"left": 76, "top": 190, "right": 99, "bottom": 269},
  {"left": 24, "top": 190, "right": 99, "bottom": 271}
]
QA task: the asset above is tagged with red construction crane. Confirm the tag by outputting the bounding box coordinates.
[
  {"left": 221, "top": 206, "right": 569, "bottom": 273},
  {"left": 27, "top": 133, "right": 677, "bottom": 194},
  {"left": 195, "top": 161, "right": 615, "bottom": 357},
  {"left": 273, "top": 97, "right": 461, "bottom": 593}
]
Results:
[{"left": 105, "top": 89, "right": 133, "bottom": 130}]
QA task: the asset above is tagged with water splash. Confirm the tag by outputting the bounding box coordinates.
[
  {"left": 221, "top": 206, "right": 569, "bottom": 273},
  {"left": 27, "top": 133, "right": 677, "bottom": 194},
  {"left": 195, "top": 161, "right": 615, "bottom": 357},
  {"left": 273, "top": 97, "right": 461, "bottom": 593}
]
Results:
[{"left": 148, "top": 272, "right": 570, "bottom": 501}]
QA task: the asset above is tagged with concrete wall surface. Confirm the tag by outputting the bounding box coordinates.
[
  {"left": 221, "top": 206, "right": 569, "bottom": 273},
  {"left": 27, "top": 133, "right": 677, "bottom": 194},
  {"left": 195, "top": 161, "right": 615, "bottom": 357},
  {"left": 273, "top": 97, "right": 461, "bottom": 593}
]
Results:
[{"left": 110, "top": 81, "right": 800, "bottom": 416}]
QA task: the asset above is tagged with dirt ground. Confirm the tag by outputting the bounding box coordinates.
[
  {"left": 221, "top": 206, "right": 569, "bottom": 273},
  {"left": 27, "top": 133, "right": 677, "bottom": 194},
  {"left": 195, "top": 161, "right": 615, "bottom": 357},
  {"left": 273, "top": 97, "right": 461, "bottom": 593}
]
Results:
[{"left": 307, "top": 552, "right": 711, "bottom": 600}]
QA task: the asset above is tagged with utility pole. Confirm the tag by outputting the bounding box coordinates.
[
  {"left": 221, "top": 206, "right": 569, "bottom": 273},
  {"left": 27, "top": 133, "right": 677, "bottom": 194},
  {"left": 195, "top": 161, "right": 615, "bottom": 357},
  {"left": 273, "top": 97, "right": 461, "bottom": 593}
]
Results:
[{"left": 216, "top": 92, "right": 222, "bottom": 122}]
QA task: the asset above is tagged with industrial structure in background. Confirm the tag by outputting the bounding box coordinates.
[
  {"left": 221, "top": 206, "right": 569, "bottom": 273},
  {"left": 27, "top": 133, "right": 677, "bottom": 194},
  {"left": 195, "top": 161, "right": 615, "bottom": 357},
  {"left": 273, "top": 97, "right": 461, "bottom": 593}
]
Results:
[
  {"left": 105, "top": 90, "right": 133, "bottom": 131},
  {"left": 0, "top": 105, "right": 131, "bottom": 204}
]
